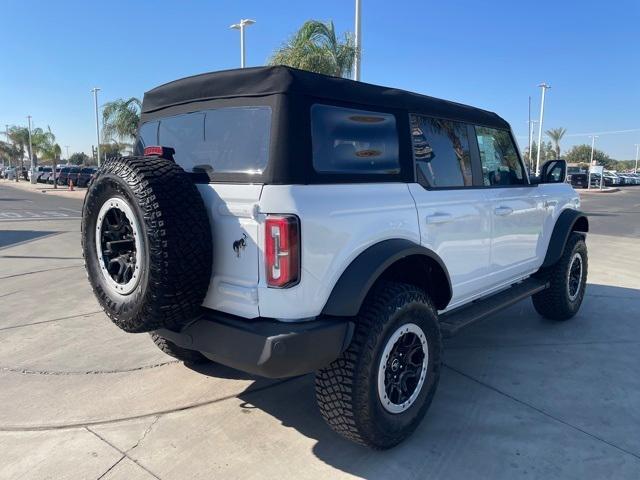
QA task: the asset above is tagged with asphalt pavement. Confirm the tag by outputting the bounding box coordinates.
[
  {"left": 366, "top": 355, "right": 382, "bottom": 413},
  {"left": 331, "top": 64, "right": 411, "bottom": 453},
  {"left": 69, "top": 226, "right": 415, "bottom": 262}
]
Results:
[{"left": 1, "top": 182, "right": 639, "bottom": 480}]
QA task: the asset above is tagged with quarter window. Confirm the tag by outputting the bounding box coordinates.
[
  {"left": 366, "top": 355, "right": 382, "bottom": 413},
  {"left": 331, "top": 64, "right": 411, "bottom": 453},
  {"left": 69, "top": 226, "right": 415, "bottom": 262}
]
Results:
[
  {"left": 311, "top": 104, "right": 400, "bottom": 174},
  {"left": 475, "top": 127, "right": 526, "bottom": 186},
  {"left": 410, "top": 115, "right": 472, "bottom": 187}
]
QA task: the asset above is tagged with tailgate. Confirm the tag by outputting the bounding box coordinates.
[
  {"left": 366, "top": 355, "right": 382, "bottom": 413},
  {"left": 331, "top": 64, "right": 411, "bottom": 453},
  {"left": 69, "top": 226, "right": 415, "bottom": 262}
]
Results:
[{"left": 197, "top": 183, "right": 263, "bottom": 318}]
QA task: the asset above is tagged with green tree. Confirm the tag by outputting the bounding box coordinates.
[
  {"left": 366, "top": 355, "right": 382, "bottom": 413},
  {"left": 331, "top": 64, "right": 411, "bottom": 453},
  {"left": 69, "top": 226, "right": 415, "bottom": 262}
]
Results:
[
  {"left": 565, "top": 144, "right": 613, "bottom": 168},
  {"left": 545, "top": 127, "right": 567, "bottom": 159},
  {"left": 40, "top": 141, "right": 62, "bottom": 188},
  {"left": 102, "top": 97, "right": 141, "bottom": 143},
  {"left": 7, "top": 126, "right": 29, "bottom": 180},
  {"left": 268, "top": 20, "right": 356, "bottom": 77},
  {"left": 69, "top": 152, "right": 90, "bottom": 165}
]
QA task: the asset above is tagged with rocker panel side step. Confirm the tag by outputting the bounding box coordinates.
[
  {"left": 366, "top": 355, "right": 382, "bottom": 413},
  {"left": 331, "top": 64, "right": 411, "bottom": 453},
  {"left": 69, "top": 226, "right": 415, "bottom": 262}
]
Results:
[{"left": 440, "top": 277, "right": 549, "bottom": 338}]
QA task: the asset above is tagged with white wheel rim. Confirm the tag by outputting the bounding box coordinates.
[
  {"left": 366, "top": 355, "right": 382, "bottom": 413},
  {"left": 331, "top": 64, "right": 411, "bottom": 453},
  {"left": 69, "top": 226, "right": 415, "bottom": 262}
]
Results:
[
  {"left": 94, "top": 197, "right": 143, "bottom": 296},
  {"left": 377, "top": 323, "right": 429, "bottom": 414},
  {"left": 567, "top": 252, "right": 583, "bottom": 302}
]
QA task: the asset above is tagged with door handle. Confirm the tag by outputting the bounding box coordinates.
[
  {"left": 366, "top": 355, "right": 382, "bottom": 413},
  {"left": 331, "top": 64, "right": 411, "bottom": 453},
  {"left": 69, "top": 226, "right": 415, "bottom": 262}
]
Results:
[
  {"left": 426, "top": 212, "right": 453, "bottom": 224},
  {"left": 494, "top": 206, "right": 513, "bottom": 216}
]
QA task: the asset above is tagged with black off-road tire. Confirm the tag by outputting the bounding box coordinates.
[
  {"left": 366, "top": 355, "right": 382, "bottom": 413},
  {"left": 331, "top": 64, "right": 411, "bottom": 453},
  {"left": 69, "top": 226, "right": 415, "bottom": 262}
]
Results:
[
  {"left": 81, "top": 156, "right": 212, "bottom": 333},
  {"left": 150, "top": 333, "right": 209, "bottom": 364},
  {"left": 315, "top": 282, "right": 442, "bottom": 449},
  {"left": 533, "top": 232, "right": 587, "bottom": 321}
]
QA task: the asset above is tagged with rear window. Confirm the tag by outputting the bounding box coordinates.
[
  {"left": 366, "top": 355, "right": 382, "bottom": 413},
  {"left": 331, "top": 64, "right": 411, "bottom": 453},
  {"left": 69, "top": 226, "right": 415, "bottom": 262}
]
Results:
[
  {"left": 311, "top": 104, "right": 400, "bottom": 174},
  {"left": 136, "top": 106, "right": 271, "bottom": 175}
]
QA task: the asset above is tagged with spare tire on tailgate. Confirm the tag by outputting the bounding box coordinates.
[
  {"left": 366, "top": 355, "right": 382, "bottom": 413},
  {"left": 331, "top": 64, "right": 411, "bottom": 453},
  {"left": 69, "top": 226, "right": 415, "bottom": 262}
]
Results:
[{"left": 81, "top": 156, "right": 212, "bottom": 333}]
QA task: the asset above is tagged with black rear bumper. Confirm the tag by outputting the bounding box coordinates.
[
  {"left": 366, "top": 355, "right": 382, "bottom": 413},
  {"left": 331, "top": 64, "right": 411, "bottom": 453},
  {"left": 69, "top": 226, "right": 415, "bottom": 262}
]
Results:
[{"left": 155, "top": 311, "right": 354, "bottom": 379}]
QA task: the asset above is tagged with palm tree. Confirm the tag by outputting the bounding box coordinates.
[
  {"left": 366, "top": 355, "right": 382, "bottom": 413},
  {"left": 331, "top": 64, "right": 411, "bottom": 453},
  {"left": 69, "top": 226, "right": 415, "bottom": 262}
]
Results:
[
  {"left": 40, "top": 141, "right": 62, "bottom": 188},
  {"left": 545, "top": 127, "right": 567, "bottom": 159},
  {"left": 102, "top": 97, "right": 142, "bottom": 144},
  {"left": 268, "top": 20, "right": 356, "bottom": 78},
  {"left": 7, "top": 126, "right": 29, "bottom": 181}
]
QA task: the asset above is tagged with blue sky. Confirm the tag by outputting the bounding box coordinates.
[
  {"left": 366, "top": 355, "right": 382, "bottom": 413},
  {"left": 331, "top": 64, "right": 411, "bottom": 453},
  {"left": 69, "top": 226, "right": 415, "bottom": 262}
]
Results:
[{"left": 2, "top": 0, "right": 639, "bottom": 159}]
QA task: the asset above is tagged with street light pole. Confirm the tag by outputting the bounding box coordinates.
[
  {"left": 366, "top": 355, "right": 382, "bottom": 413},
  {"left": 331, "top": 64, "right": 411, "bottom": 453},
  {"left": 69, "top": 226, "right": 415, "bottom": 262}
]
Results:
[
  {"left": 528, "top": 119, "right": 538, "bottom": 173},
  {"left": 634, "top": 144, "right": 639, "bottom": 173},
  {"left": 4, "top": 125, "right": 9, "bottom": 168},
  {"left": 27, "top": 115, "right": 34, "bottom": 183},
  {"left": 535, "top": 83, "right": 550, "bottom": 175},
  {"left": 230, "top": 19, "right": 255, "bottom": 68},
  {"left": 91, "top": 88, "right": 101, "bottom": 167},
  {"left": 587, "top": 135, "right": 600, "bottom": 190},
  {"left": 354, "top": 0, "right": 362, "bottom": 81},
  {"left": 65, "top": 145, "right": 70, "bottom": 161}
]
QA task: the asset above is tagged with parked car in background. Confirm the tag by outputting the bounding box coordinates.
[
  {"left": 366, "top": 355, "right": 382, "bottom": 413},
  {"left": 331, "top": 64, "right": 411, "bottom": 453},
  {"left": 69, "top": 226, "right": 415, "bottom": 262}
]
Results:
[
  {"left": 567, "top": 166, "right": 588, "bottom": 188},
  {"left": 76, "top": 166, "right": 98, "bottom": 187},
  {"left": 37, "top": 167, "right": 52, "bottom": 182},
  {"left": 618, "top": 173, "right": 639, "bottom": 185},
  {"left": 3, "top": 167, "right": 16, "bottom": 180},
  {"left": 58, "top": 166, "right": 81, "bottom": 186},
  {"left": 28, "top": 166, "right": 44, "bottom": 181},
  {"left": 46, "top": 167, "right": 62, "bottom": 184}
]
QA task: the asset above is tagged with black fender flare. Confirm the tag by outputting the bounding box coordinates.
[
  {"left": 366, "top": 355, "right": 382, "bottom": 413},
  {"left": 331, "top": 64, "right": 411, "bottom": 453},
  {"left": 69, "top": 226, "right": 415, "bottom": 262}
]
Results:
[
  {"left": 321, "top": 239, "right": 452, "bottom": 317},
  {"left": 541, "top": 209, "right": 589, "bottom": 268}
]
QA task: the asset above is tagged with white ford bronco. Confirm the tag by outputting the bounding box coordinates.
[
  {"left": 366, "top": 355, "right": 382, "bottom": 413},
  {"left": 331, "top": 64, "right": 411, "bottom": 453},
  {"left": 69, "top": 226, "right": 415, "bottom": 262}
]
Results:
[{"left": 81, "top": 66, "right": 589, "bottom": 449}]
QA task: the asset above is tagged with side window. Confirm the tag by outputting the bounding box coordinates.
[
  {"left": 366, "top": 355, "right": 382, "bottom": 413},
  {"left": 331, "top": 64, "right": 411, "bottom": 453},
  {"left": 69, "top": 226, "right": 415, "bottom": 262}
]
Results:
[
  {"left": 475, "top": 127, "right": 526, "bottom": 186},
  {"left": 135, "top": 121, "right": 159, "bottom": 155},
  {"left": 410, "top": 114, "right": 472, "bottom": 187},
  {"left": 311, "top": 104, "right": 400, "bottom": 174}
]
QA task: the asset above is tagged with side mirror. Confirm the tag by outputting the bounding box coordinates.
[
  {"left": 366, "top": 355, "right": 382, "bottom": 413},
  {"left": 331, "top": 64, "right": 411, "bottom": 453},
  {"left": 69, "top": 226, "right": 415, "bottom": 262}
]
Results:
[{"left": 540, "top": 159, "right": 566, "bottom": 184}]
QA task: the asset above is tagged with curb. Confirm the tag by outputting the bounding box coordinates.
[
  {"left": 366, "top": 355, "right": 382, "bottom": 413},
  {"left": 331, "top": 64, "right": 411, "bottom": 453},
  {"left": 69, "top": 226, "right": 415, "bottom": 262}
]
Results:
[{"left": 578, "top": 188, "right": 620, "bottom": 194}]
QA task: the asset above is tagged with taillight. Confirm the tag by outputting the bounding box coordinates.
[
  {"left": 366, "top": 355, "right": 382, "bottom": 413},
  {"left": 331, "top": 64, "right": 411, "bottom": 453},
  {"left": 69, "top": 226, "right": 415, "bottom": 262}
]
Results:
[{"left": 265, "top": 215, "right": 300, "bottom": 288}]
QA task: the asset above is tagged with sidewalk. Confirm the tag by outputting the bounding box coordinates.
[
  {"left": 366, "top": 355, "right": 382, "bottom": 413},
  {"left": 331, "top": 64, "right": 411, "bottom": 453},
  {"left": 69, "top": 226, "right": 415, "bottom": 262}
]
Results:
[{"left": 0, "top": 178, "right": 87, "bottom": 199}]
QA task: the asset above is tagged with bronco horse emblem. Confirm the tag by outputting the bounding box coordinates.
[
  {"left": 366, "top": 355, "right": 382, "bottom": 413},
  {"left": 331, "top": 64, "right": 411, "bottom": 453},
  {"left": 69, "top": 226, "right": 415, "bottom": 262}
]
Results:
[{"left": 233, "top": 233, "right": 247, "bottom": 257}]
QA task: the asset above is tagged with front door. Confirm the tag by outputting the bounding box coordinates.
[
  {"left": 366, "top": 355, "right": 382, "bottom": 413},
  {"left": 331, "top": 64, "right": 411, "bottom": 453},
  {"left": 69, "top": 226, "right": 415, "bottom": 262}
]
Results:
[{"left": 473, "top": 126, "right": 546, "bottom": 288}]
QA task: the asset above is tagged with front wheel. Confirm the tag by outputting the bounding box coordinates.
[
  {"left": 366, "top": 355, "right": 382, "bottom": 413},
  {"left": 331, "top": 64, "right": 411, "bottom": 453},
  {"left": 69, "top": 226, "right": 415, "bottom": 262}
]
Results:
[
  {"left": 315, "top": 282, "right": 442, "bottom": 449},
  {"left": 533, "top": 232, "right": 588, "bottom": 320}
]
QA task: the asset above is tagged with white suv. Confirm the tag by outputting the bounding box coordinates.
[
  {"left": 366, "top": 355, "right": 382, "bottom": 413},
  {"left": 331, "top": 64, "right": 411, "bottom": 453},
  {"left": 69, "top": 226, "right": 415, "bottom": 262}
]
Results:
[{"left": 81, "top": 66, "right": 589, "bottom": 449}]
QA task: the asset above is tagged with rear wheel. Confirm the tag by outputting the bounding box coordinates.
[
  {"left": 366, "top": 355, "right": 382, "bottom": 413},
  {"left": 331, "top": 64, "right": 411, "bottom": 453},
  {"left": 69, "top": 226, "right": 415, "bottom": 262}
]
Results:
[
  {"left": 533, "top": 232, "right": 587, "bottom": 320},
  {"left": 315, "top": 282, "right": 442, "bottom": 449},
  {"left": 150, "top": 333, "right": 208, "bottom": 364},
  {"left": 81, "top": 156, "right": 212, "bottom": 333}
]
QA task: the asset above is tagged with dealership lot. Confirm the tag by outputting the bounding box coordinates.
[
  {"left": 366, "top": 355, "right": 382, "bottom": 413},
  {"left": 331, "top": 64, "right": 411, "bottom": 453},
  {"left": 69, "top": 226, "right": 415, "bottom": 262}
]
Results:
[{"left": 1, "top": 183, "right": 639, "bottom": 480}]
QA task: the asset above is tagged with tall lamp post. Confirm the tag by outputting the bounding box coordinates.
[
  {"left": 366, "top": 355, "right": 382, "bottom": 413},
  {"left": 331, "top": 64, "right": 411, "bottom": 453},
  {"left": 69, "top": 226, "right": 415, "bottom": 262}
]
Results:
[
  {"left": 91, "top": 88, "right": 101, "bottom": 167},
  {"left": 528, "top": 119, "right": 538, "bottom": 173},
  {"left": 587, "top": 135, "right": 600, "bottom": 190},
  {"left": 535, "top": 82, "right": 550, "bottom": 175},
  {"left": 230, "top": 19, "right": 255, "bottom": 68},
  {"left": 634, "top": 144, "right": 639, "bottom": 173},
  {"left": 27, "top": 115, "right": 34, "bottom": 183},
  {"left": 354, "top": 0, "right": 362, "bottom": 80}
]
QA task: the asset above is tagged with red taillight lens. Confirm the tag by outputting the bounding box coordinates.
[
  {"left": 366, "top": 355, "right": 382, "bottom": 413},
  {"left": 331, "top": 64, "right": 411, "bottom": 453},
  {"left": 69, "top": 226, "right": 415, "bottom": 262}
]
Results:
[
  {"left": 144, "top": 146, "right": 163, "bottom": 156},
  {"left": 265, "top": 215, "right": 300, "bottom": 288}
]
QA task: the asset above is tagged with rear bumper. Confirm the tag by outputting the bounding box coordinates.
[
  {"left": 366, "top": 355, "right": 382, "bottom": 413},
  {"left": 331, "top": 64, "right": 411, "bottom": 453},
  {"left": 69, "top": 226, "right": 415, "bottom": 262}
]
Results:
[{"left": 155, "top": 310, "right": 354, "bottom": 379}]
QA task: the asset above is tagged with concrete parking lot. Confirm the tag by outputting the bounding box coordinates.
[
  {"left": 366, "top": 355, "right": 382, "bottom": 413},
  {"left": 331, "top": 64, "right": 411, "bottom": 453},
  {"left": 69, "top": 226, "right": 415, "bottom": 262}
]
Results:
[{"left": 1, "top": 181, "right": 639, "bottom": 480}]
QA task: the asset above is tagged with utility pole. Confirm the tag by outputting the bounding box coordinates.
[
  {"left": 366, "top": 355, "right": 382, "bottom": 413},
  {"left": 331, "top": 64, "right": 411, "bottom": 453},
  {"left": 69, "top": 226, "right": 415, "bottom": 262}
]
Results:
[
  {"left": 65, "top": 145, "right": 70, "bottom": 161},
  {"left": 4, "top": 125, "right": 9, "bottom": 168},
  {"left": 587, "top": 135, "right": 600, "bottom": 190},
  {"left": 27, "top": 115, "right": 34, "bottom": 183},
  {"left": 535, "top": 83, "right": 550, "bottom": 175},
  {"left": 634, "top": 144, "right": 639, "bottom": 173},
  {"left": 230, "top": 19, "right": 255, "bottom": 68},
  {"left": 354, "top": 0, "right": 362, "bottom": 81},
  {"left": 91, "top": 88, "right": 101, "bottom": 167},
  {"left": 529, "top": 120, "right": 538, "bottom": 173}
]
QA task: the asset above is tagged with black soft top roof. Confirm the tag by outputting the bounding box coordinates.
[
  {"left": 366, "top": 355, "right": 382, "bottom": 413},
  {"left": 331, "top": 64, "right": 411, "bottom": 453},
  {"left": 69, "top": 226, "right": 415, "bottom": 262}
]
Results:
[{"left": 142, "top": 66, "right": 509, "bottom": 129}]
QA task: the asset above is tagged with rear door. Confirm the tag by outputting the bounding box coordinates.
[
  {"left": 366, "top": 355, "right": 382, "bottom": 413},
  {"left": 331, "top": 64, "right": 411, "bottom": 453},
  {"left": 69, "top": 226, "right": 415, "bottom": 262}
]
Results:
[
  {"left": 473, "top": 126, "right": 546, "bottom": 287},
  {"left": 138, "top": 105, "right": 273, "bottom": 318},
  {"left": 407, "top": 114, "right": 492, "bottom": 308}
]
